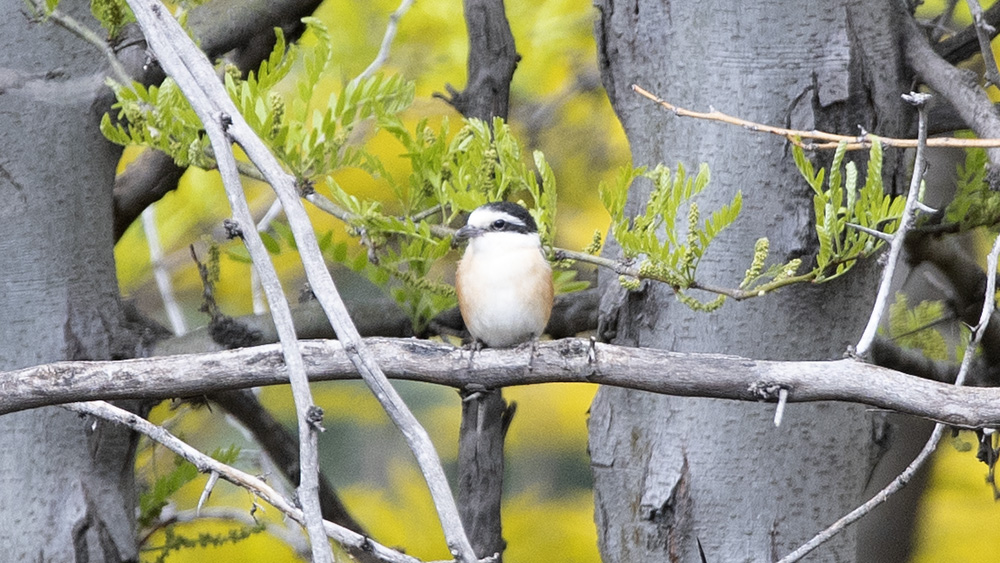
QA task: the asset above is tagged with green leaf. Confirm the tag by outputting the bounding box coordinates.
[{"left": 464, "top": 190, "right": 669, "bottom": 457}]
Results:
[
  {"left": 329, "top": 240, "right": 348, "bottom": 263},
  {"left": 845, "top": 161, "right": 858, "bottom": 214},
  {"left": 944, "top": 147, "right": 1000, "bottom": 230},
  {"left": 91, "top": 0, "right": 134, "bottom": 38},
  {"left": 270, "top": 220, "right": 297, "bottom": 250},
  {"left": 598, "top": 159, "right": 745, "bottom": 304},
  {"left": 886, "top": 293, "right": 949, "bottom": 361},
  {"left": 301, "top": 17, "right": 331, "bottom": 93},
  {"left": 138, "top": 458, "right": 197, "bottom": 528},
  {"left": 224, "top": 245, "right": 252, "bottom": 264},
  {"left": 99, "top": 112, "right": 131, "bottom": 145},
  {"left": 259, "top": 231, "right": 281, "bottom": 255},
  {"left": 531, "top": 150, "right": 558, "bottom": 245},
  {"left": 251, "top": 27, "right": 294, "bottom": 93},
  {"left": 793, "top": 144, "right": 823, "bottom": 194}
]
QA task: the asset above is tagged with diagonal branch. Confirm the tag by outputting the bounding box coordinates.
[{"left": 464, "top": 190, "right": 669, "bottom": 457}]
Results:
[
  {"left": 111, "top": 1, "right": 324, "bottom": 240},
  {"left": 124, "top": 1, "right": 331, "bottom": 559},
  {"left": 24, "top": 0, "right": 131, "bottom": 84},
  {"left": 65, "top": 400, "right": 424, "bottom": 563},
  {"left": 854, "top": 93, "right": 931, "bottom": 357},
  {"left": 186, "top": 0, "right": 323, "bottom": 61},
  {"left": 123, "top": 2, "right": 476, "bottom": 560},
  {"left": 899, "top": 2, "right": 1000, "bottom": 177},
  {"left": 937, "top": 1, "right": 1000, "bottom": 63},
  {"left": 964, "top": 0, "right": 1000, "bottom": 87},
  {"left": 207, "top": 388, "right": 383, "bottom": 563},
  {"left": 356, "top": 0, "right": 416, "bottom": 82}
]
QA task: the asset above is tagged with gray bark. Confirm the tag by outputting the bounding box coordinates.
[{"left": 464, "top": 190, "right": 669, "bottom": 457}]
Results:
[
  {"left": 589, "top": 1, "right": 910, "bottom": 561},
  {"left": 0, "top": 2, "right": 136, "bottom": 560}
]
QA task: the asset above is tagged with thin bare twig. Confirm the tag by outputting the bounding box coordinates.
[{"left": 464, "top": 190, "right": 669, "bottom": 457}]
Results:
[
  {"left": 124, "top": 2, "right": 476, "bottom": 560},
  {"left": 776, "top": 425, "right": 945, "bottom": 563},
  {"left": 196, "top": 471, "right": 220, "bottom": 515},
  {"left": 855, "top": 93, "right": 931, "bottom": 358},
  {"left": 251, "top": 198, "right": 284, "bottom": 315},
  {"left": 966, "top": 0, "right": 1000, "bottom": 87},
  {"left": 142, "top": 205, "right": 187, "bottom": 335},
  {"left": 25, "top": 0, "right": 132, "bottom": 84},
  {"left": 356, "top": 0, "right": 416, "bottom": 82},
  {"left": 64, "top": 400, "right": 424, "bottom": 563},
  {"left": 632, "top": 84, "right": 1000, "bottom": 150},
  {"left": 901, "top": 5, "right": 1000, "bottom": 171},
  {"left": 123, "top": 2, "right": 331, "bottom": 559}
]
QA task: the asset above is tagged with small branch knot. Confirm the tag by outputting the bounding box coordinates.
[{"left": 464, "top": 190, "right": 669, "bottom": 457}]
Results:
[
  {"left": 748, "top": 381, "right": 786, "bottom": 401},
  {"left": 901, "top": 91, "right": 932, "bottom": 107},
  {"left": 223, "top": 219, "right": 243, "bottom": 240},
  {"left": 298, "top": 178, "right": 315, "bottom": 197},
  {"left": 217, "top": 111, "right": 233, "bottom": 131},
  {"left": 306, "top": 405, "right": 325, "bottom": 430}
]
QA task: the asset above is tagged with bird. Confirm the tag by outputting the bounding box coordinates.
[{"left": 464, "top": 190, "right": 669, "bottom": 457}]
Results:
[{"left": 454, "top": 202, "right": 554, "bottom": 349}]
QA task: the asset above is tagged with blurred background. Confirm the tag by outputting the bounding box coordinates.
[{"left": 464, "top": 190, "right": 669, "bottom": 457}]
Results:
[{"left": 116, "top": 0, "right": 1000, "bottom": 561}]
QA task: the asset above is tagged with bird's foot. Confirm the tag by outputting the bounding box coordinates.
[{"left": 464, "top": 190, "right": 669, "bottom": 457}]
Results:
[{"left": 515, "top": 337, "right": 540, "bottom": 372}]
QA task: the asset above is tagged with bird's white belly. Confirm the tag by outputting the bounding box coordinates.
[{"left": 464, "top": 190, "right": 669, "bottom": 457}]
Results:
[{"left": 457, "top": 243, "right": 551, "bottom": 348}]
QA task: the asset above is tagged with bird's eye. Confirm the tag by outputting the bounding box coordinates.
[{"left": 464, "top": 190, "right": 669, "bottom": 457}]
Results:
[{"left": 492, "top": 219, "right": 506, "bottom": 230}]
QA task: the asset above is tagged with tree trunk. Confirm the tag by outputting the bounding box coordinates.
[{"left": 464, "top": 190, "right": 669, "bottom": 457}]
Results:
[
  {"left": 0, "top": 2, "right": 137, "bottom": 560},
  {"left": 589, "top": 2, "right": 910, "bottom": 561}
]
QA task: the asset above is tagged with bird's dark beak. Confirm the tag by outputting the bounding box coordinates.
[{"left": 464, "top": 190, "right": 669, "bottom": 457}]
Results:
[{"left": 453, "top": 225, "right": 482, "bottom": 245}]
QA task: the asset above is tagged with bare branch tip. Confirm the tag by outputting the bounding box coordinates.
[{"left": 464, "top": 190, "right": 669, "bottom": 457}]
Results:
[
  {"left": 773, "top": 388, "right": 789, "bottom": 427},
  {"left": 197, "top": 471, "right": 220, "bottom": 516},
  {"left": 901, "top": 92, "right": 932, "bottom": 107}
]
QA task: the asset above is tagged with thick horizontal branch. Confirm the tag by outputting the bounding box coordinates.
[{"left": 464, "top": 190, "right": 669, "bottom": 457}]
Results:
[{"left": 4, "top": 338, "right": 1000, "bottom": 428}]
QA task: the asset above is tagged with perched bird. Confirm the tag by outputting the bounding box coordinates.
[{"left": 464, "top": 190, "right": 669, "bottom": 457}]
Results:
[{"left": 454, "top": 202, "right": 554, "bottom": 348}]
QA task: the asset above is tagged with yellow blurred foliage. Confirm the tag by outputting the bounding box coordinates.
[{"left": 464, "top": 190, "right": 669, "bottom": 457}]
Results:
[
  {"left": 505, "top": 383, "right": 597, "bottom": 454},
  {"left": 340, "top": 462, "right": 599, "bottom": 563},
  {"left": 503, "top": 488, "right": 599, "bottom": 563},
  {"left": 912, "top": 435, "right": 1000, "bottom": 563}
]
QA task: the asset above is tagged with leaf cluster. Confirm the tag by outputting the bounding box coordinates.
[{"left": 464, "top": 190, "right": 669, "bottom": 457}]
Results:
[
  {"left": 102, "top": 14, "right": 566, "bottom": 333},
  {"left": 102, "top": 77, "right": 214, "bottom": 169},
  {"left": 593, "top": 139, "right": 911, "bottom": 308},
  {"left": 228, "top": 19, "right": 414, "bottom": 179},
  {"left": 103, "top": 18, "right": 415, "bottom": 181},
  {"left": 945, "top": 147, "right": 1000, "bottom": 231},
  {"left": 740, "top": 140, "right": 903, "bottom": 296},
  {"left": 90, "top": 0, "right": 134, "bottom": 39},
  {"left": 737, "top": 237, "right": 803, "bottom": 294},
  {"left": 886, "top": 293, "right": 949, "bottom": 361},
  {"left": 600, "top": 162, "right": 740, "bottom": 310},
  {"left": 793, "top": 140, "right": 905, "bottom": 281},
  {"left": 378, "top": 116, "right": 556, "bottom": 239},
  {"left": 329, "top": 116, "right": 560, "bottom": 332}
]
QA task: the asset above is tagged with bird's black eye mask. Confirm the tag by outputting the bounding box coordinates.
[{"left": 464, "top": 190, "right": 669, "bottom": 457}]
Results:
[
  {"left": 490, "top": 218, "right": 530, "bottom": 234},
  {"left": 481, "top": 201, "right": 538, "bottom": 233}
]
